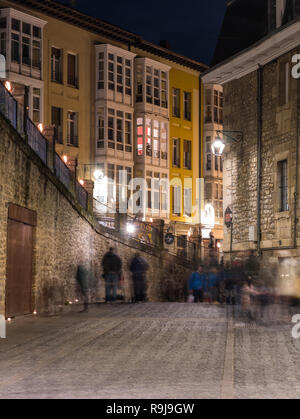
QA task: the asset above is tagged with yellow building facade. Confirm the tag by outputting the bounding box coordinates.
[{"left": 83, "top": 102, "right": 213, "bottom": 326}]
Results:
[{"left": 168, "top": 67, "right": 201, "bottom": 236}]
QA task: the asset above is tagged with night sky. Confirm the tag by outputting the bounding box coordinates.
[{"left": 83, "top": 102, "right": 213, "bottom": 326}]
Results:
[{"left": 58, "top": 0, "right": 227, "bottom": 66}]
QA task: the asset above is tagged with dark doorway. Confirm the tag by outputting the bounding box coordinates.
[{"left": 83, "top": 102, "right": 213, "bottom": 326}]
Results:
[{"left": 6, "top": 205, "right": 36, "bottom": 318}]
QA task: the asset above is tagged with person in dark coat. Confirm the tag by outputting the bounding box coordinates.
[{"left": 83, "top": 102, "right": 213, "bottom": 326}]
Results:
[
  {"left": 102, "top": 247, "right": 122, "bottom": 303},
  {"left": 76, "top": 265, "right": 90, "bottom": 313},
  {"left": 130, "top": 253, "right": 149, "bottom": 303}
]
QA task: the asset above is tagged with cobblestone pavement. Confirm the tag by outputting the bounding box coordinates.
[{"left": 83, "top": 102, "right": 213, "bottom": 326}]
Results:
[{"left": 0, "top": 303, "right": 299, "bottom": 399}]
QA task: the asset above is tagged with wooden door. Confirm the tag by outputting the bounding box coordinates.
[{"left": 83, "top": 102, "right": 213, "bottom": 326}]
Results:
[{"left": 6, "top": 205, "right": 36, "bottom": 318}]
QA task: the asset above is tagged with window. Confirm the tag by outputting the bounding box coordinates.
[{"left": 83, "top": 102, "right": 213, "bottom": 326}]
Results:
[
  {"left": 108, "top": 54, "right": 115, "bottom": 91},
  {"left": 0, "top": 32, "right": 6, "bottom": 57},
  {"left": 161, "top": 174, "right": 168, "bottom": 212},
  {"left": 125, "top": 60, "right": 132, "bottom": 96},
  {"left": 96, "top": 108, "right": 104, "bottom": 149},
  {"left": 117, "top": 111, "right": 123, "bottom": 150},
  {"left": 278, "top": 160, "right": 288, "bottom": 212},
  {"left": 117, "top": 57, "right": 123, "bottom": 93},
  {"left": 32, "top": 88, "right": 41, "bottom": 123},
  {"left": 137, "top": 117, "right": 144, "bottom": 156},
  {"left": 207, "top": 155, "right": 212, "bottom": 171},
  {"left": 206, "top": 136, "right": 212, "bottom": 171},
  {"left": 153, "top": 120, "right": 160, "bottom": 158},
  {"left": 154, "top": 69, "right": 160, "bottom": 106},
  {"left": 52, "top": 107, "right": 63, "bottom": 144},
  {"left": 184, "top": 92, "right": 191, "bottom": 121},
  {"left": 0, "top": 17, "right": 6, "bottom": 58},
  {"left": 184, "top": 188, "right": 192, "bottom": 217},
  {"left": 172, "top": 186, "right": 181, "bottom": 216},
  {"left": 161, "top": 122, "right": 168, "bottom": 160},
  {"left": 125, "top": 113, "right": 132, "bottom": 152},
  {"left": 146, "top": 118, "right": 152, "bottom": 157},
  {"left": 3, "top": 18, "right": 42, "bottom": 68},
  {"left": 205, "top": 89, "right": 212, "bottom": 123},
  {"left": 172, "top": 88, "right": 180, "bottom": 117},
  {"left": 146, "top": 171, "right": 152, "bottom": 210},
  {"left": 11, "top": 33, "right": 20, "bottom": 63},
  {"left": 215, "top": 155, "right": 219, "bottom": 171},
  {"left": 32, "top": 40, "right": 41, "bottom": 68},
  {"left": 67, "top": 111, "right": 78, "bottom": 147},
  {"left": 33, "top": 26, "right": 41, "bottom": 39},
  {"left": 205, "top": 182, "right": 212, "bottom": 201},
  {"left": 135, "top": 62, "right": 167, "bottom": 106},
  {"left": 11, "top": 20, "right": 20, "bottom": 63},
  {"left": 51, "top": 48, "right": 63, "bottom": 83},
  {"left": 183, "top": 140, "right": 191, "bottom": 170},
  {"left": 22, "top": 35, "right": 30, "bottom": 66},
  {"left": 68, "top": 53, "right": 78, "bottom": 88},
  {"left": 279, "top": 61, "right": 290, "bottom": 106},
  {"left": 98, "top": 52, "right": 104, "bottom": 90},
  {"left": 152, "top": 173, "right": 160, "bottom": 212},
  {"left": 137, "top": 117, "right": 168, "bottom": 159},
  {"left": 214, "top": 90, "right": 223, "bottom": 124},
  {"left": 172, "top": 139, "right": 181, "bottom": 168},
  {"left": 215, "top": 184, "right": 219, "bottom": 200},
  {"left": 107, "top": 164, "right": 116, "bottom": 204},
  {"left": 12, "top": 19, "right": 20, "bottom": 32},
  {"left": 108, "top": 108, "right": 115, "bottom": 149},
  {"left": 0, "top": 17, "right": 6, "bottom": 30},
  {"left": 101, "top": 109, "right": 132, "bottom": 152},
  {"left": 161, "top": 72, "right": 168, "bottom": 108},
  {"left": 98, "top": 52, "right": 133, "bottom": 96},
  {"left": 136, "top": 64, "right": 143, "bottom": 103},
  {"left": 146, "top": 66, "right": 152, "bottom": 104}
]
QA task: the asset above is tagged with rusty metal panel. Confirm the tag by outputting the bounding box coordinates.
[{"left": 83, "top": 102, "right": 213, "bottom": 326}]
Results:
[
  {"left": 8, "top": 204, "right": 37, "bottom": 227},
  {"left": 6, "top": 219, "right": 33, "bottom": 318}
]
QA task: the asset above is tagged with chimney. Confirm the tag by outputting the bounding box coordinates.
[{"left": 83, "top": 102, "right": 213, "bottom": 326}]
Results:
[
  {"left": 159, "top": 40, "right": 171, "bottom": 50},
  {"left": 68, "top": 0, "right": 76, "bottom": 7}
]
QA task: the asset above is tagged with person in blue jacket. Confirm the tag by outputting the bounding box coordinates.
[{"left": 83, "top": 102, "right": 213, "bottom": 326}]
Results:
[
  {"left": 188, "top": 265, "right": 206, "bottom": 303},
  {"left": 207, "top": 266, "right": 220, "bottom": 303}
]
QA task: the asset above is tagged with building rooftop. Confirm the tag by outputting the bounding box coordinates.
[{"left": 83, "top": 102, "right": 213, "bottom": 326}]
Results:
[{"left": 6, "top": 0, "right": 208, "bottom": 72}]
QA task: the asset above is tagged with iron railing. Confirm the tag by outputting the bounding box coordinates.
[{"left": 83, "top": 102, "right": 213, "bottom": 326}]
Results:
[
  {"left": 54, "top": 153, "right": 71, "bottom": 189},
  {"left": 27, "top": 118, "right": 48, "bottom": 164},
  {"left": 76, "top": 181, "right": 88, "bottom": 210}
]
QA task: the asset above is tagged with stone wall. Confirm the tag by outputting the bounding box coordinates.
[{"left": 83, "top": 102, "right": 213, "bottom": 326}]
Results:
[
  {"left": 223, "top": 48, "right": 300, "bottom": 258},
  {"left": 0, "top": 114, "right": 192, "bottom": 316}
]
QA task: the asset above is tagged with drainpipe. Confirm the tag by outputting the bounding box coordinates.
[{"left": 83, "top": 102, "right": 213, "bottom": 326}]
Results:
[
  {"left": 199, "top": 76, "right": 203, "bottom": 262},
  {"left": 257, "top": 65, "right": 263, "bottom": 257},
  {"left": 294, "top": 46, "right": 300, "bottom": 249}
]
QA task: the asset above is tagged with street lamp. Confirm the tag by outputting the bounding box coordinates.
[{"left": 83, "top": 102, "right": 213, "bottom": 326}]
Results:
[
  {"left": 127, "top": 223, "right": 135, "bottom": 234},
  {"left": 211, "top": 136, "right": 225, "bottom": 157},
  {"left": 211, "top": 130, "right": 243, "bottom": 157}
]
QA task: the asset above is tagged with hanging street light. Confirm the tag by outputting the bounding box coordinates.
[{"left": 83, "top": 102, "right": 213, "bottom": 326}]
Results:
[
  {"left": 211, "top": 136, "right": 226, "bottom": 157},
  {"left": 211, "top": 130, "right": 243, "bottom": 157}
]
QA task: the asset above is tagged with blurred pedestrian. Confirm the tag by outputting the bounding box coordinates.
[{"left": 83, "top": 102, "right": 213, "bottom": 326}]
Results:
[
  {"left": 130, "top": 253, "right": 149, "bottom": 303},
  {"left": 241, "top": 277, "right": 258, "bottom": 321},
  {"left": 76, "top": 264, "right": 89, "bottom": 313},
  {"left": 188, "top": 265, "right": 206, "bottom": 303},
  {"left": 102, "top": 247, "right": 122, "bottom": 303},
  {"left": 207, "top": 266, "right": 219, "bottom": 303}
]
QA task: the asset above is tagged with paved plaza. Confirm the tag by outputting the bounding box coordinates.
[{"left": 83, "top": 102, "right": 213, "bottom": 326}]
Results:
[{"left": 0, "top": 303, "right": 299, "bottom": 399}]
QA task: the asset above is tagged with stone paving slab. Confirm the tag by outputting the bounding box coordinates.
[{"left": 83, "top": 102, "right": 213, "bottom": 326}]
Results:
[{"left": 0, "top": 303, "right": 298, "bottom": 399}]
